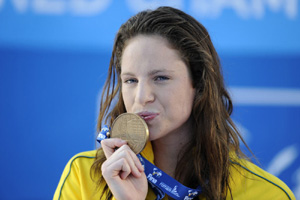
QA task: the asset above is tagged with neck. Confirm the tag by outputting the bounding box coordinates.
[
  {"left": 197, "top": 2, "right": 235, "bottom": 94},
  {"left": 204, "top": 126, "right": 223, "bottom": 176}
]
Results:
[{"left": 152, "top": 119, "right": 193, "bottom": 178}]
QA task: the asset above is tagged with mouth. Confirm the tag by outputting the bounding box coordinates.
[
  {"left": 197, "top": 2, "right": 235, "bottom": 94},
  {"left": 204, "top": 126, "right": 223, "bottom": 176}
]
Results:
[{"left": 137, "top": 111, "right": 159, "bottom": 121}]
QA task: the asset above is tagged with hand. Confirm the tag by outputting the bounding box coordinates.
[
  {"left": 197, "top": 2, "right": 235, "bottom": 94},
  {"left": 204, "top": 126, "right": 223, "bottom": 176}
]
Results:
[{"left": 101, "top": 138, "right": 148, "bottom": 200}]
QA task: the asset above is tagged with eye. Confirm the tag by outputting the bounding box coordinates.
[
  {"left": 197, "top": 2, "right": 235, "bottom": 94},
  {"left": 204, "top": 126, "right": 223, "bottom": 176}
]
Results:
[
  {"left": 154, "top": 76, "right": 170, "bottom": 81},
  {"left": 124, "top": 78, "right": 138, "bottom": 84}
]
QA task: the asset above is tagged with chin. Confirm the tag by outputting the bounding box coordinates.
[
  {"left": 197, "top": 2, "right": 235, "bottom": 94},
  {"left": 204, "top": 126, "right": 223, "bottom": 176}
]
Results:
[
  {"left": 148, "top": 132, "right": 160, "bottom": 142},
  {"left": 147, "top": 127, "right": 161, "bottom": 141},
  {"left": 148, "top": 134, "right": 156, "bottom": 141}
]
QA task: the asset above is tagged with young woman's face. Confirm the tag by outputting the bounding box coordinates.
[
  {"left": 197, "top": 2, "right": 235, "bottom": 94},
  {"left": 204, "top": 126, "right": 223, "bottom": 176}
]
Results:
[{"left": 121, "top": 35, "right": 195, "bottom": 141}]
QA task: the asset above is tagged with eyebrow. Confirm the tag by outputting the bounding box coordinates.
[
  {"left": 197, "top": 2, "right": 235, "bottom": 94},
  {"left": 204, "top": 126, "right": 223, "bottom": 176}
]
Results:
[
  {"left": 149, "top": 69, "right": 174, "bottom": 76},
  {"left": 121, "top": 69, "right": 175, "bottom": 77}
]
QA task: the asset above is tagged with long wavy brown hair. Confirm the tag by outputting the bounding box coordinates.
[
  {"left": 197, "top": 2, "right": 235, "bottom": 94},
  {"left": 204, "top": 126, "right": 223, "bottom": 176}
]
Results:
[{"left": 91, "top": 6, "right": 249, "bottom": 200}]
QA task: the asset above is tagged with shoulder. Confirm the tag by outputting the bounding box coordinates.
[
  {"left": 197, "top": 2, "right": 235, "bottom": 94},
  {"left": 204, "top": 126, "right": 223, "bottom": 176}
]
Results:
[
  {"left": 53, "top": 150, "right": 99, "bottom": 200},
  {"left": 62, "top": 150, "right": 97, "bottom": 181},
  {"left": 70, "top": 150, "right": 97, "bottom": 159},
  {"left": 64, "top": 150, "right": 97, "bottom": 171},
  {"left": 228, "top": 158, "right": 295, "bottom": 200},
  {"left": 68, "top": 150, "right": 97, "bottom": 164}
]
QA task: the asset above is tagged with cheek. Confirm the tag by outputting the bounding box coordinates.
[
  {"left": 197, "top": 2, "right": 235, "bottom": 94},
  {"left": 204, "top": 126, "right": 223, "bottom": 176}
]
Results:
[
  {"left": 177, "top": 99, "right": 192, "bottom": 118},
  {"left": 165, "top": 91, "right": 192, "bottom": 119},
  {"left": 177, "top": 88, "right": 195, "bottom": 117},
  {"left": 121, "top": 89, "right": 131, "bottom": 111}
]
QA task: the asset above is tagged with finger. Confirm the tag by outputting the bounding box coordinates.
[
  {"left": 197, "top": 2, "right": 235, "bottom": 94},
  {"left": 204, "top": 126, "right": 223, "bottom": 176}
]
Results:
[
  {"left": 101, "top": 138, "right": 127, "bottom": 158},
  {"left": 125, "top": 147, "right": 144, "bottom": 173},
  {"left": 110, "top": 145, "right": 142, "bottom": 178},
  {"left": 103, "top": 145, "right": 142, "bottom": 178},
  {"left": 119, "top": 158, "right": 132, "bottom": 180},
  {"left": 102, "top": 158, "right": 131, "bottom": 180}
]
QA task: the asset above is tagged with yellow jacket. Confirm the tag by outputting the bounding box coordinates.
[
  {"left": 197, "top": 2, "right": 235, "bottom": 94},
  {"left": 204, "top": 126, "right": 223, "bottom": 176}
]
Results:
[{"left": 54, "top": 142, "right": 295, "bottom": 200}]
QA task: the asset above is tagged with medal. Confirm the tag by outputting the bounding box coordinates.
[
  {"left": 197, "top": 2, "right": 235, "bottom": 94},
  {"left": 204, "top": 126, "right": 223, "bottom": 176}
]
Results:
[{"left": 111, "top": 113, "right": 149, "bottom": 154}]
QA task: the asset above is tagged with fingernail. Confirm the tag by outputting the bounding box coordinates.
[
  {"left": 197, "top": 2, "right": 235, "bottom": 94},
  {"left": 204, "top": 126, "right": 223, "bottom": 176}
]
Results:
[
  {"left": 117, "top": 139, "right": 127, "bottom": 146},
  {"left": 120, "top": 139, "right": 127, "bottom": 144}
]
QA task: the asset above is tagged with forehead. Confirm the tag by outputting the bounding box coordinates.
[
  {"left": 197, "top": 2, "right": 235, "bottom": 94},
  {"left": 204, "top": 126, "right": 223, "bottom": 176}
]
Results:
[{"left": 120, "top": 35, "right": 185, "bottom": 74}]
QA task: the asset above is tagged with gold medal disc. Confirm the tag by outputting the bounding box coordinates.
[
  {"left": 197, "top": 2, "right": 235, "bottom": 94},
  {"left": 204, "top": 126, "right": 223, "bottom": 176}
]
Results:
[{"left": 111, "top": 113, "right": 149, "bottom": 154}]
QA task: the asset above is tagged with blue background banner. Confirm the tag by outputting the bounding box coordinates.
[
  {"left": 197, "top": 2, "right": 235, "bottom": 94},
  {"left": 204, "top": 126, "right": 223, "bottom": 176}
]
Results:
[{"left": 0, "top": 0, "right": 299, "bottom": 199}]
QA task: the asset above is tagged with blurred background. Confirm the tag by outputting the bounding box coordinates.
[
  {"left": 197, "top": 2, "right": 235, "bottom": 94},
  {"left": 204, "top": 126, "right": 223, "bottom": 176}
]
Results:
[{"left": 0, "top": 0, "right": 299, "bottom": 199}]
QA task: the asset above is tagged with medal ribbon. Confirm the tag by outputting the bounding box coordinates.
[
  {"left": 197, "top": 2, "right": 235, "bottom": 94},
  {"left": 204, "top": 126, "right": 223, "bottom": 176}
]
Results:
[{"left": 97, "top": 125, "right": 202, "bottom": 200}]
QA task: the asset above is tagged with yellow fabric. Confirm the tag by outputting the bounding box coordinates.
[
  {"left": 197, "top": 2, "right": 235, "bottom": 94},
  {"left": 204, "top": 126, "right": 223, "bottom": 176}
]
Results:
[
  {"left": 53, "top": 142, "right": 159, "bottom": 200},
  {"left": 54, "top": 142, "right": 295, "bottom": 200},
  {"left": 227, "top": 158, "right": 295, "bottom": 200}
]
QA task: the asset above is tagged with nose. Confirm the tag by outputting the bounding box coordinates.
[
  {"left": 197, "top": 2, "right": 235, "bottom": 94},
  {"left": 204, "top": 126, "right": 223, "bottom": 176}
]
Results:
[{"left": 135, "top": 81, "right": 155, "bottom": 106}]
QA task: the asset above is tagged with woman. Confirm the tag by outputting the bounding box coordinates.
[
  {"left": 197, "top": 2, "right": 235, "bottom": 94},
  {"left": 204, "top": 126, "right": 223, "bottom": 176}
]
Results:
[{"left": 54, "top": 6, "right": 295, "bottom": 200}]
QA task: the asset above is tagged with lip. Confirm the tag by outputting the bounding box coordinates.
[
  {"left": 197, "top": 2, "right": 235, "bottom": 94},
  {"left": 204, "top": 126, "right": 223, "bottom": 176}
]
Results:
[{"left": 137, "top": 111, "right": 159, "bottom": 122}]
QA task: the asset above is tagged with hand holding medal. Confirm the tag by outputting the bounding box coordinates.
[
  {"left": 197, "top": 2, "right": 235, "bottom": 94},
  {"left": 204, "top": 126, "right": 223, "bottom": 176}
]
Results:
[
  {"left": 99, "top": 113, "right": 149, "bottom": 200},
  {"left": 98, "top": 113, "right": 201, "bottom": 200}
]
